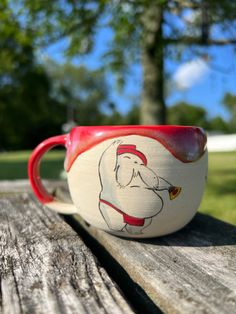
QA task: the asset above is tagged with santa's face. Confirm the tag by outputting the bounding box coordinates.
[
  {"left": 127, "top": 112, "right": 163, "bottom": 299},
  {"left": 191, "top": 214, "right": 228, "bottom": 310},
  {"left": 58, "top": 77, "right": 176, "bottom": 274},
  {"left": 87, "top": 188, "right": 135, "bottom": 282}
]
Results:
[
  {"left": 117, "top": 153, "right": 144, "bottom": 167},
  {"left": 116, "top": 153, "right": 159, "bottom": 189}
]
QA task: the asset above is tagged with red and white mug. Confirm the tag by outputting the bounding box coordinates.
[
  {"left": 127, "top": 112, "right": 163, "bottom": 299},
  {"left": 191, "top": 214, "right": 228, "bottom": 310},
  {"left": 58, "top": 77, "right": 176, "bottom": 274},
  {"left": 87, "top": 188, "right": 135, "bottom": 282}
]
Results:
[{"left": 28, "top": 125, "right": 208, "bottom": 238}]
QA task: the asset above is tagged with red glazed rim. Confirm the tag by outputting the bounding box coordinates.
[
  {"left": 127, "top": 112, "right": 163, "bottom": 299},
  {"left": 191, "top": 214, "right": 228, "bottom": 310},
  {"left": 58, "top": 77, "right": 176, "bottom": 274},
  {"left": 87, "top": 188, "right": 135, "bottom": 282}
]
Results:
[
  {"left": 28, "top": 125, "right": 207, "bottom": 205},
  {"left": 64, "top": 125, "right": 207, "bottom": 171}
]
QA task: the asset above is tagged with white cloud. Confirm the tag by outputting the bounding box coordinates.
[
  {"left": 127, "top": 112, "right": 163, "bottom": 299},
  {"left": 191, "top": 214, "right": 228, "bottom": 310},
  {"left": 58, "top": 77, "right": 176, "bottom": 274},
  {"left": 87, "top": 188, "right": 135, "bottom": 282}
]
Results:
[{"left": 173, "top": 58, "right": 210, "bottom": 90}]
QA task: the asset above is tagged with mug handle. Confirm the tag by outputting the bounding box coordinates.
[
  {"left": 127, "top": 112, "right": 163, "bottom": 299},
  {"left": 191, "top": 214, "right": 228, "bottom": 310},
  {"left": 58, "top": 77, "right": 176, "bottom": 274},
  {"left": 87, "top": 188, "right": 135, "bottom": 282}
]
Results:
[{"left": 28, "top": 135, "right": 78, "bottom": 214}]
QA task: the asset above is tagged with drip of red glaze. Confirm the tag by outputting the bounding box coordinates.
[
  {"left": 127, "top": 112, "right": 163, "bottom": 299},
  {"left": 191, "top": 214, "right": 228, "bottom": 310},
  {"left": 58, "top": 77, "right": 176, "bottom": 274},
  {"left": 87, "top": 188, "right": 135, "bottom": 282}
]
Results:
[{"left": 64, "top": 125, "right": 207, "bottom": 172}]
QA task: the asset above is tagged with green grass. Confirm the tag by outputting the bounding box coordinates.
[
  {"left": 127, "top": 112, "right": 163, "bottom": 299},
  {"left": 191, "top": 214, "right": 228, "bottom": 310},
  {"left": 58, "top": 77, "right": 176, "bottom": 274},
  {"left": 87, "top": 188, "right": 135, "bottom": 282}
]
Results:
[
  {"left": 0, "top": 150, "right": 65, "bottom": 180},
  {"left": 199, "top": 151, "right": 236, "bottom": 225},
  {"left": 0, "top": 150, "right": 235, "bottom": 225}
]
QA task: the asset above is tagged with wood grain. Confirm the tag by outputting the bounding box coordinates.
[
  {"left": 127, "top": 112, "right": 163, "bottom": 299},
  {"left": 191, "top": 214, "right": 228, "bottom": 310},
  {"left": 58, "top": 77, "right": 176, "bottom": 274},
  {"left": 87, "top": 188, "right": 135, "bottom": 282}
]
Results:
[
  {"left": 50, "top": 182, "right": 236, "bottom": 313},
  {"left": 75, "top": 212, "right": 236, "bottom": 314},
  {"left": 0, "top": 190, "right": 134, "bottom": 314},
  {"left": 2, "top": 181, "right": 235, "bottom": 314},
  {"left": 0, "top": 180, "right": 67, "bottom": 195}
]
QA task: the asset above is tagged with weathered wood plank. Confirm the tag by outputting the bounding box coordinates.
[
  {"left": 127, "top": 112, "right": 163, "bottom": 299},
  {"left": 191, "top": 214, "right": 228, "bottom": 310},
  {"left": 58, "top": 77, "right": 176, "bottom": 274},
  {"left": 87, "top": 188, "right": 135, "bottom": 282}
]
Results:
[
  {"left": 0, "top": 180, "right": 67, "bottom": 195},
  {"left": 74, "top": 212, "right": 236, "bottom": 314},
  {"left": 48, "top": 182, "right": 236, "bottom": 313},
  {"left": 3, "top": 181, "right": 235, "bottom": 313},
  {"left": 0, "top": 191, "right": 134, "bottom": 314}
]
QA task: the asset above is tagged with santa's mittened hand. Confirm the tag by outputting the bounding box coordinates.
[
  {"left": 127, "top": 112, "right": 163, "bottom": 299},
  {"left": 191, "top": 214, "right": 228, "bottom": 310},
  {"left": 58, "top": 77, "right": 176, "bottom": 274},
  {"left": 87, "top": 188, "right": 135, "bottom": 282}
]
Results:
[
  {"left": 103, "top": 140, "right": 123, "bottom": 155},
  {"left": 112, "top": 139, "right": 123, "bottom": 147}
]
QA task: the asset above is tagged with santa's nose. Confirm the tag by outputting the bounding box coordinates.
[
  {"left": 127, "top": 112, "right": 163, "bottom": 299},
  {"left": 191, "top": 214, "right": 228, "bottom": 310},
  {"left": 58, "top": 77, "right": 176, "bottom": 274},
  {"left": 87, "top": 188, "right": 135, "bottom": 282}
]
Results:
[{"left": 136, "top": 166, "right": 159, "bottom": 188}]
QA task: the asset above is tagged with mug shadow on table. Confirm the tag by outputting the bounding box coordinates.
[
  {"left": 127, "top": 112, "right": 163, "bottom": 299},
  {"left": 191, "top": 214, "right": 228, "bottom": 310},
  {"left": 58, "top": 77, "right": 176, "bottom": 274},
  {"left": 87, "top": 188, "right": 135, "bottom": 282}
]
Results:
[
  {"left": 136, "top": 213, "right": 236, "bottom": 247},
  {"left": 59, "top": 183, "right": 236, "bottom": 248}
]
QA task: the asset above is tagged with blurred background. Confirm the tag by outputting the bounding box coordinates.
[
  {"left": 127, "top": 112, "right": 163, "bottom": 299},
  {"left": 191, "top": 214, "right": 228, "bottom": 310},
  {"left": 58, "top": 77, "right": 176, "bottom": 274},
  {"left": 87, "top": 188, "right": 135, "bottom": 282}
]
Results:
[{"left": 0, "top": 0, "right": 236, "bottom": 224}]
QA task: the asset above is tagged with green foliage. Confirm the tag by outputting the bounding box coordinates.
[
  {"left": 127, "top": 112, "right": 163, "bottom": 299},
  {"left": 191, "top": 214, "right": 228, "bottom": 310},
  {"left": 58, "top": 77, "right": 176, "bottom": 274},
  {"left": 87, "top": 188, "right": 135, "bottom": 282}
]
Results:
[
  {"left": 102, "top": 103, "right": 140, "bottom": 125},
  {"left": 168, "top": 102, "right": 209, "bottom": 128},
  {"left": 223, "top": 93, "right": 236, "bottom": 108},
  {"left": 0, "top": 1, "right": 114, "bottom": 150},
  {"left": 43, "top": 59, "right": 140, "bottom": 127},
  {"left": 1, "top": 0, "right": 236, "bottom": 150},
  {"left": 207, "top": 116, "right": 229, "bottom": 133},
  {"left": 222, "top": 92, "right": 236, "bottom": 132},
  {"left": 17, "top": 0, "right": 236, "bottom": 125},
  {"left": 19, "top": 0, "right": 236, "bottom": 74},
  {"left": 124, "top": 105, "right": 140, "bottom": 125},
  {"left": 1, "top": 67, "right": 61, "bottom": 148},
  {"left": 168, "top": 102, "right": 232, "bottom": 133},
  {"left": 0, "top": 3, "right": 65, "bottom": 149},
  {"left": 22, "top": 0, "right": 107, "bottom": 54},
  {"left": 46, "top": 61, "right": 109, "bottom": 126},
  {"left": 0, "top": 65, "right": 65, "bottom": 149}
]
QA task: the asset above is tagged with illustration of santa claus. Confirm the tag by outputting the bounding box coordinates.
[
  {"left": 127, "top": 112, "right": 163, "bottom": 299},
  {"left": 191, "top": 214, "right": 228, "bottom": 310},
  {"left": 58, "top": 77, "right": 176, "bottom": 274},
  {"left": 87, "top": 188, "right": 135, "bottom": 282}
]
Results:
[{"left": 98, "top": 140, "right": 181, "bottom": 234}]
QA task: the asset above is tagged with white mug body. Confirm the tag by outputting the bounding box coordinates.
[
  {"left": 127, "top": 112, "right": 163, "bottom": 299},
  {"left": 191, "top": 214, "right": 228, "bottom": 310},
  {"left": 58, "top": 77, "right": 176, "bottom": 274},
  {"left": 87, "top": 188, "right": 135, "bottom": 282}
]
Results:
[
  {"left": 67, "top": 134, "right": 207, "bottom": 238},
  {"left": 29, "top": 125, "right": 207, "bottom": 238}
]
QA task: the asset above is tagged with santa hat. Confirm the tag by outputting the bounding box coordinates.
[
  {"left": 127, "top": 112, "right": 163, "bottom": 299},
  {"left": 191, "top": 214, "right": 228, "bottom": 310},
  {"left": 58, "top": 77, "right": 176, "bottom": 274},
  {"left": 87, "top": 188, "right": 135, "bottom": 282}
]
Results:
[{"left": 117, "top": 144, "right": 147, "bottom": 166}]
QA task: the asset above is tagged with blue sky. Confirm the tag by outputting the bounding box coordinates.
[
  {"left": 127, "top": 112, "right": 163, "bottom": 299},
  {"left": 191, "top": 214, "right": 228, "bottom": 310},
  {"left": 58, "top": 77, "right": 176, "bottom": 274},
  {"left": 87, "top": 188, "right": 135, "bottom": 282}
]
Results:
[
  {"left": 43, "top": 25, "right": 236, "bottom": 121},
  {"left": 166, "top": 45, "right": 236, "bottom": 119}
]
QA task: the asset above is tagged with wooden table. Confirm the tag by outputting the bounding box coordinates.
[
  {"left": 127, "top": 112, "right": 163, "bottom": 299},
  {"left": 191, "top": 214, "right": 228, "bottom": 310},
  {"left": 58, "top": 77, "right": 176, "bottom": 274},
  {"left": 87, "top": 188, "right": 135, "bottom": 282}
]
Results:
[{"left": 1, "top": 180, "right": 236, "bottom": 314}]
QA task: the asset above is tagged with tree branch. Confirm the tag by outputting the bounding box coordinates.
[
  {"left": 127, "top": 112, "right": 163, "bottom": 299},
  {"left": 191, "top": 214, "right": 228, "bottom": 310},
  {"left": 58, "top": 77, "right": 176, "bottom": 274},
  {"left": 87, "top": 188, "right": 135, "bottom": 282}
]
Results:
[
  {"left": 165, "top": 37, "right": 236, "bottom": 46},
  {"left": 169, "top": 0, "right": 201, "bottom": 10}
]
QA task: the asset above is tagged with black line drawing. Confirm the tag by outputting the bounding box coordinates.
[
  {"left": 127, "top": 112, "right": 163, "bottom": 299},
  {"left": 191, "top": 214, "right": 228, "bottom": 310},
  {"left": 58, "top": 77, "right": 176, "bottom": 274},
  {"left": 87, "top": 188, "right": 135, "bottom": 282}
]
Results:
[{"left": 98, "top": 140, "right": 181, "bottom": 235}]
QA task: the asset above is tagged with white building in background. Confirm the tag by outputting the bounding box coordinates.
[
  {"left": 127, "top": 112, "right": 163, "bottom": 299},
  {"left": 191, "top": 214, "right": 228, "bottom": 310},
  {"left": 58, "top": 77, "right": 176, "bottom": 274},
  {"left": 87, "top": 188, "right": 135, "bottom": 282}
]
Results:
[{"left": 207, "top": 134, "right": 236, "bottom": 152}]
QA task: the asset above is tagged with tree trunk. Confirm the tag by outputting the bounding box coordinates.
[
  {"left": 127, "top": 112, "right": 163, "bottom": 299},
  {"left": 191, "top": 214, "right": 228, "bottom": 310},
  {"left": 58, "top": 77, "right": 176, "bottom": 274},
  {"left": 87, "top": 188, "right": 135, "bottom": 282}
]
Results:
[{"left": 140, "top": 2, "right": 166, "bottom": 125}]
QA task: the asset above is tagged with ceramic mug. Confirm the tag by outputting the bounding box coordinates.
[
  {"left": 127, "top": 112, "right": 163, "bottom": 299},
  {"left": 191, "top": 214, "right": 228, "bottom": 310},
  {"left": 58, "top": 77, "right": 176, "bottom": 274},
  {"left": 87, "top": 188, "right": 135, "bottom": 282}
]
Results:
[{"left": 28, "top": 125, "right": 208, "bottom": 238}]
